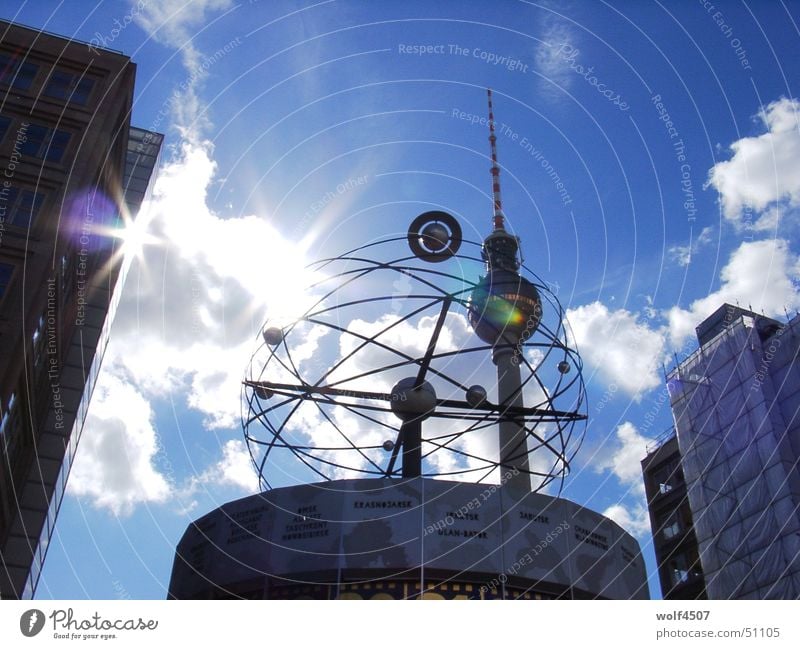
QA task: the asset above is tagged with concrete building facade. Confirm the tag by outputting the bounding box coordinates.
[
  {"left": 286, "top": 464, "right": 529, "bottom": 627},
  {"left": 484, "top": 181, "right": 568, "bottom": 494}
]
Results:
[{"left": 0, "top": 20, "right": 162, "bottom": 599}]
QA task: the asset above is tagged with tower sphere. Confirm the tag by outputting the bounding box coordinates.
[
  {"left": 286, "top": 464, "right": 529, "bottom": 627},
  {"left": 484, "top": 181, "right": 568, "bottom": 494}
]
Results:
[{"left": 468, "top": 269, "right": 543, "bottom": 345}]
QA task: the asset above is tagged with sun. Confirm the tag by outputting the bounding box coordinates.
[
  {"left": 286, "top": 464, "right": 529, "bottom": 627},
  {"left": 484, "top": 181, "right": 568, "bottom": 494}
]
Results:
[
  {"left": 245, "top": 233, "right": 321, "bottom": 326},
  {"left": 115, "top": 213, "right": 159, "bottom": 260}
]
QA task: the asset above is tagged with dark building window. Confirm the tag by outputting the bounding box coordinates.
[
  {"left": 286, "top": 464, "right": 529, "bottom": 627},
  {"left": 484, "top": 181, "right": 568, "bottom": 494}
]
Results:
[
  {"left": 0, "top": 261, "right": 14, "bottom": 299},
  {"left": 667, "top": 548, "right": 702, "bottom": 588},
  {"left": 0, "top": 392, "right": 18, "bottom": 451},
  {"left": 20, "top": 124, "right": 70, "bottom": 163},
  {"left": 669, "top": 555, "right": 690, "bottom": 586},
  {"left": 650, "top": 458, "right": 683, "bottom": 496},
  {"left": 60, "top": 254, "right": 71, "bottom": 296},
  {"left": 43, "top": 70, "right": 94, "bottom": 105},
  {"left": 0, "top": 53, "right": 38, "bottom": 90},
  {"left": 32, "top": 314, "right": 45, "bottom": 367},
  {"left": 660, "top": 511, "right": 682, "bottom": 540},
  {"left": 1, "top": 187, "right": 45, "bottom": 228}
]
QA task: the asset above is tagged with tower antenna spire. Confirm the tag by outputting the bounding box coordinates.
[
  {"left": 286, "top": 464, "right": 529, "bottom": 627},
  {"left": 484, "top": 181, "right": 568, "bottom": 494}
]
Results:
[
  {"left": 487, "top": 88, "right": 505, "bottom": 232},
  {"left": 481, "top": 89, "right": 520, "bottom": 272}
]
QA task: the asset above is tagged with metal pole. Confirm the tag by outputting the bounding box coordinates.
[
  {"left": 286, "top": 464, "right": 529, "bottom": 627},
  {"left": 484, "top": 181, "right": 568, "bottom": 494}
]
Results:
[{"left": 401, "top": 420, "right": 422, "bottom": 478}]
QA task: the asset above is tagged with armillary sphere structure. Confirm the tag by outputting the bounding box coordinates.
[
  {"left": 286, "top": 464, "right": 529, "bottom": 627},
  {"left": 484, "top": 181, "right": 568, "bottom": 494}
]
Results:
[
  {"left": 168, "top": 90, "right": 648, "bottom": 602},
  {"left": 242, "top": 91, "right": 587, "bottom": 497}
]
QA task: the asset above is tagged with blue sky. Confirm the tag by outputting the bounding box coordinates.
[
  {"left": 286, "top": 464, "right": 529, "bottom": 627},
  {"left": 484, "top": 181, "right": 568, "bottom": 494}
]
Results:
[{"left": 5, "top": 0, "right": 799, "bottom": 599}]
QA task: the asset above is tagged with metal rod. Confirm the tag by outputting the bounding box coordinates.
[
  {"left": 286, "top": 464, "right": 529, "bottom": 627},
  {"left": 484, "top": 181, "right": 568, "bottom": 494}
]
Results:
[{"left": 401, "top": 420, "right": 422, "bottom": 478}]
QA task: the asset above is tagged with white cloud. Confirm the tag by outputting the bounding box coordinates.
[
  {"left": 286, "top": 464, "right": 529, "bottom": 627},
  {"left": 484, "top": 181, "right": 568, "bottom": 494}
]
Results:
[
  {"left": 105, "top": 139, "right": 318, "bottom": 432},
  {"left": 596, "top": 422, "right": 654, "bottom": 496},
  {"left": 174, "top": 439, "right": 258, "bottom": 513},
  {"left": 134, "top": 0, "right": 234, "bottom": 63},
  {"left": 72, "top": 1, "right": 314, "bottom": 514},
  {"left": 134, "top": 0, "right": 236, "bottom": 137},
  {"left": 706, "top": 97, "right": 800, "bottom": 229},
  {"left": 603, "top": 502, "right": 652, "bottom": 538},
  {"left": 535, "top": 15, "right": 577, "bottom": 97},
  {"left": 566, "top": 302, "right": 665, "bottom": 397},
  {"left": 752, "top": 204, "right": 783, "bottom": 233},
  {"left": 667, "top": 238, "right": 800, "bottom": 345},
  {"left": 593, "top": 422, "right": 655, "bottom": 538},
  {"left": 668, "top": 226, "right": 714, "bottom": 267},
  {"left": 204, "top": 439, "right": 258, "bottom": 491},
  {"left": 73, "top": 134, "right": 320, "bottom": 513},
  {"left": 68, "top": 371, "right": 171, "bottom": 515}
]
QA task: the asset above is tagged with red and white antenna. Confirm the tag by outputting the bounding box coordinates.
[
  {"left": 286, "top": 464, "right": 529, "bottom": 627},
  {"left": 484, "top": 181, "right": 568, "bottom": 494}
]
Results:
[{"left": 487, "top": 88, "right": 505, "bottom": 231}]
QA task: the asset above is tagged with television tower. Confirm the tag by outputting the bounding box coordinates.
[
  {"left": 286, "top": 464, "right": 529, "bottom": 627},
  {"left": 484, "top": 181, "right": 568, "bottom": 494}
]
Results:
[{"left": 468, "top": 89, "right": 543, "bottom": 496}]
